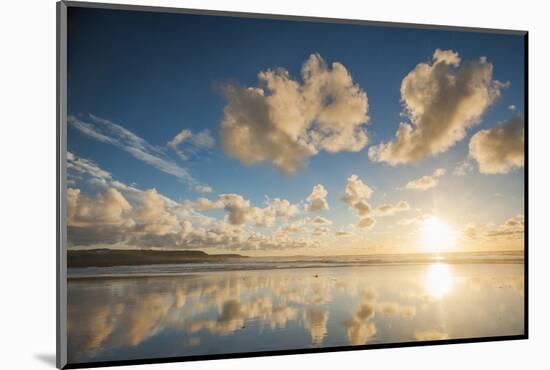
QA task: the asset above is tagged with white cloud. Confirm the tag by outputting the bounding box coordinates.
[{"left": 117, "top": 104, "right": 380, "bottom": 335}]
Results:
[
  {"left": 335, "top": 229, "right": 354, "bottom": 237},
  {"left": 357, "top": 216, "right": 376, "bottom": 229},
  {"left": 188, "top": 194, "right": 299, "bottom": 228},
  {"left": 195, "top": 185, "right": 213, "bottom": 193},
  {"left": 168, "top": 129, "right": 192, "bottom": 148},
  {"left": 217, "top": 194, "right": 255, "bottom": 226},
  {"left": 67, "top": 187, "right": 134, "bottom": 246},
  {"left": 220, "top": 53, "right": 370, "bottom": 173},
  {"left": 486, "top": 214, "right": 524, "bottom": 239},
  {"left": 255, "top": 198, "right": 300, "bottom": 227},
  {"left": 369, "top": 49, "right": 504, "bottom": 165},
  {"left": 276, "top": 216, "right": 333, "bottom": 237},
  {"left": 134, "top": 189, "right": 179, "bottom": 236},
  {"left": 66, "top": 177, "right": 313, "bottom": 250},
  {"left": 69, "top": 114, "right": 211, "bottom": 191},
  {"left": 343, "top": 174, "right": 379, "bottom": 229},
  {"left": 462, "top": 214, "right": 524, "bottom": 242},
  {"left": 340, "top": 174, "right": 411, "bottom": 229},
  {"left": 405, "top": 168, "right": 446, "bottom": 190},
  {"left": 67, "top": 187, "right": 133, "bottom": 228},
  {"left": 312, "top": 226, "right": 331, "bottom": 236},
  {"left": 67, "top": 151, "right": 151, "bottom": 209},
  {"left": 311, "top": 216, "right": 332, "bottom": 225},
  {"left": 67, "top": 151, "right": 112, "bottom": 182},
  {"left": 168, "top": 128, "right": 215, "bottom": 160},
  {"left": 469, "top": 116, "right": 525, "bottom": 174},
  {"left": 375, "top": 200, "right": 410, "bottom": 216},
  {"left": 192, "top": 197, "right": 225, "bottom": 210},
  {"left": 306, "top": 184, "right": 329, "bottom": 212},
  {"left": 343, "top": 174, "right": 374, "bottom": 215}
]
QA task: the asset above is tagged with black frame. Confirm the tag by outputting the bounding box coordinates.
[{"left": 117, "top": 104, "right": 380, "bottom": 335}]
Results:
[{"left": 56, "top": 1, "right": 529, "bottom": 368}]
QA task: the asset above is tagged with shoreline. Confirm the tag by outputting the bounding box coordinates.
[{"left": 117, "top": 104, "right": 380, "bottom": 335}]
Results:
[{"left": 67, "top": 258, "right": 524, "bottom": 280}]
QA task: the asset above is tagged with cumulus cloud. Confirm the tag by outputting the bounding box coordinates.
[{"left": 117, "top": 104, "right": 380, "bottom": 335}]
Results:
[
  {"left": 341, "top": 174, "right": 408, "bottom": 229},
  {"left": 277, "top": 223, "right": 305, "bottom": 235},
  {"left": 357, "top": 216, "right": 376, "bottom": 229},
  {"left": 255, "top": 198, "right": 300, "bottom": 227},
  {"left": 369, "top": 49, "right": 504, "bottom": 165},
  {"left": 375, "top": 200, "right": 410, "bottom": 216},
  {"left": 168, "top": 128, "right": 215, "bottom": 160},
  {"left": 462, "top": 214, "right": 524, "bottom": 243},
  {"left": 276, "top": 216, "right": 332, "bottom": 238},
  {"left": 67, "top": 187, "right": 138, "bottom": 247},
  {"left": 335, "top": 230, "right": 354, "bottom": 237},
  {"left": 405, "top": 168, "right": 446, "bottom": 190},
  {"left": 67, "top": 187, "right": 133, "bottom": 228},
  {"left": 312, "top": 226, "right": 331, "bottom": 236},
  {"left": 67, "top": 155, "right": 214, "bottom": 248},
  {"left": 66, "top": 175, "right": 314, "bottom": 251},
  {"left": 311, "top": 216, "right": 332, "bottom": 225},
  {"left": 188, "top": 194, "right": 299, "bottom": 228},
  {"left": 67, "top": 185, "right": 203, "bottom": 247},
  {"left": 217, "top": 194, "right": 254, "bottom": 225},
  {"left": 67, "top": 187, "right": 133, "bottom": 246},
  {"left": 486, "top": 214, "right": 524, "bottom": 239},
  {"left": 343, "top": 175, "right": 374, "bottom": 215},
  {"left": 306, "top": 184, "right": 329, "bottom": 212},
  {"left": 192, "top": 197, "right": 225, "bottom": 210},
  {"left": 220, "top": 53, "right": 370, "bottom": 173},
  {"left": 134, "top": 189, "right": 179, "bottom": 236},
  {"left": 469, "top": 116, "right": 525, "bottom": 174},
  {"left": 342, "top": 174, "right": 378, "bottom": 229}
]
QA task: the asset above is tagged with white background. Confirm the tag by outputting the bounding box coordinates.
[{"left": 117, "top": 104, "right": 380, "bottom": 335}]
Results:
[{"left": 1, "top": 0, "right": 547, "bottom": 368}]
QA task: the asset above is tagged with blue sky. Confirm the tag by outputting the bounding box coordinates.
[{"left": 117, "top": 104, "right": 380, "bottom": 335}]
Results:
[{"left": 66, "top": 7, "right": 525, "bottom": 255}]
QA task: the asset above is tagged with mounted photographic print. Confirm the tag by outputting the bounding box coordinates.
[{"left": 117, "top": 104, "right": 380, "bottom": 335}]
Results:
[{"left": 56, "top": 1, "right": 527, "bottom": 368}]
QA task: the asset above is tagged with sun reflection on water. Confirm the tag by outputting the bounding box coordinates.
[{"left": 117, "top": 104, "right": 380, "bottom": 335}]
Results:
[{"left": 424, "top": 263, "right": 454, "bottom": 299}]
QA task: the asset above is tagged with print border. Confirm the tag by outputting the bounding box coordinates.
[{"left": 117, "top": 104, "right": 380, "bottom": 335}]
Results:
[{"left": 56, "top": 1, "right": 528, "bottom": 368}]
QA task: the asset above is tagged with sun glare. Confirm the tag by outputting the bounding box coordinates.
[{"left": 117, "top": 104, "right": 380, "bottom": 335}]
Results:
[
  {"left": 420, "top": 216, "right": 456, "bottom": 253},
  {"left": 425, "top": 263, "right": 454, "bottom": 299}
]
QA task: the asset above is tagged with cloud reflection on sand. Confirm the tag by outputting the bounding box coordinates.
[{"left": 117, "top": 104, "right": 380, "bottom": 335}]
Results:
[
  {"left": 67, "top": 263, "right": 524, "bottom": 363},
  {"left": 303, "top": 308, "right": 330, "bottom": 344}
]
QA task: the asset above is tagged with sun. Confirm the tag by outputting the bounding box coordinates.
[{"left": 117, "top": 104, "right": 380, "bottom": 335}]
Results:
[{"left": 420, "top": 216, "right": 456, "bottom": 253}]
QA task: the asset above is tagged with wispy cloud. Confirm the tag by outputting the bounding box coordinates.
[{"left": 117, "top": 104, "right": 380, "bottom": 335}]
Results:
[
  {"left": 67, "top": 151, "right": 172, "bottom": 206},
  {"left": 168, "top": 128, "right": 215, "bottom": 161},
  {"left": 69, "top": 114, "right": 210, "bottom": 191}
]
